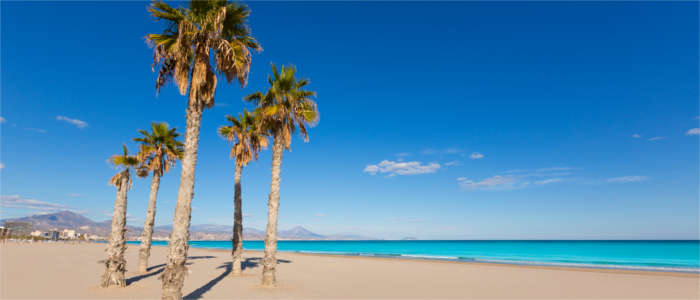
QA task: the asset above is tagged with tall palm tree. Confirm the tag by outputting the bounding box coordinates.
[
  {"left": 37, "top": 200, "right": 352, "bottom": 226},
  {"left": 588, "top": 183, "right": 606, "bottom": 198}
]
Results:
[
  {"left": 147, "top": 1, "right": 260, "bottom": 298},
  {"left": 218, "top": 110, "right": 268, "bottom": 275},
  {"left": 134, "top": 122, "right": 184, "bottom": 274},
  {"left": 101, "top": 145, "right": 139, "bottom": 288},
  {"left": 244, "top": 64, "right": 318, "bottom": 286}
]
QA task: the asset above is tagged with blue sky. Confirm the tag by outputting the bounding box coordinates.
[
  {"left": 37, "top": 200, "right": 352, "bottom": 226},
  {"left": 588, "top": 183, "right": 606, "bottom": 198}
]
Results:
[{"left": 1, "top": 1, "right": 698, "bottom": 239}]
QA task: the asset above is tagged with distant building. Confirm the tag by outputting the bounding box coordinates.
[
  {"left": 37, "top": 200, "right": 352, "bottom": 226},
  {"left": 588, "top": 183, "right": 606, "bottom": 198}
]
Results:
[
  {"left": 48, "top": 230, "right": 59, "bottom": 240},
  {"left": 3, "top": 222, "right": 33, "bottom": 237},
  {"left": 61, "top": 229, "right": 77, "bottom": 239},
  {"left": 30, "top": 230, "right": 43, "bottom": 237}
]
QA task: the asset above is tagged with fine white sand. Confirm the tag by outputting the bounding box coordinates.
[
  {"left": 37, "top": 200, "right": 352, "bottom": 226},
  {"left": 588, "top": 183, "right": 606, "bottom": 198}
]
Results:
[{"left": 1, "top": 242, "right": 698, "bottom": 299}]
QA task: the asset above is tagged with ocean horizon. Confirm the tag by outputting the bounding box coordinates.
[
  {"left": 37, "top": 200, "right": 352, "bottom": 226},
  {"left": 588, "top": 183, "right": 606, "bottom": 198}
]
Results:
[{"left": 126, "top": 240, "right": 700, "bottom": 273}]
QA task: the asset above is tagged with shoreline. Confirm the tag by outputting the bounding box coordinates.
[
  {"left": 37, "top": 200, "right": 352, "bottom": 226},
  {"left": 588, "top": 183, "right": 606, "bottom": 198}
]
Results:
[{"left": 131, "top": 241, "right": 700, "bottom": 275}]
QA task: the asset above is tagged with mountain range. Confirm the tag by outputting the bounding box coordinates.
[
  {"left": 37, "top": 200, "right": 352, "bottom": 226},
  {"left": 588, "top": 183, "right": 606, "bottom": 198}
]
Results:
[{"left": 1, "top": 211, "right": 375, "bottom": 240}]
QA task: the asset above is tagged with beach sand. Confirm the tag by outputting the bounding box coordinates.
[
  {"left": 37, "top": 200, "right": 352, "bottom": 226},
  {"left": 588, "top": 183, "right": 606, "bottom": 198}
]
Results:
[{"left": 1, "top": 242, "right": 698, "bottom": 299}]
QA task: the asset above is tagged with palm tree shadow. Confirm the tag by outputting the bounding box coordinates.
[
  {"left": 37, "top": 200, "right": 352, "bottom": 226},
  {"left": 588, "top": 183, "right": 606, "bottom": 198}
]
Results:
[
  {"left": 127, "top": 256, "right": 215, "bottom": 286},
  {"left": 184, "top": 262, "right": 232, "bottom": 300},
  {"left": 240, "top": 257, "right": 291, "bottom": 271}
]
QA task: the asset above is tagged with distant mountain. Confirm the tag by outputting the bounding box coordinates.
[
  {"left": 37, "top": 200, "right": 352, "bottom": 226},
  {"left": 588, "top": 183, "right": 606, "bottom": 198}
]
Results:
[
  {"left": 280, "top": 226, "right": 325, "bottom": 239},
  {"left": 1, "top": 211, "right": 376, "bottom": 241}
]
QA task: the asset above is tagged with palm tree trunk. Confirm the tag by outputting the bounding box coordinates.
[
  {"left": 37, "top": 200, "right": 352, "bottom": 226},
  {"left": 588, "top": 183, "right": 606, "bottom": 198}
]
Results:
[
  {"left": 101, "top": 172, "right": 129, "bottom": 288},
  {"left": 161, "top": 101, "right": 203, "bottom": 300},
  {"left": 138, "top": 172, "right": 161, "bottom": 273},
  {"left": 262, "top": 135, "right": 284, "bottom": 287},
  {"left": 231, "top": 163, "right": 243, "bottom": 275}
]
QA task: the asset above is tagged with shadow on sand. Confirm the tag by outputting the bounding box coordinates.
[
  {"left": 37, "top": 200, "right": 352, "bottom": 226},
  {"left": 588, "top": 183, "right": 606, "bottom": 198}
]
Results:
[
  {"left": 183, "top": 257, "right": 292, "bottom": 300},
  {"left": 240, "top": 257, "right": 292, "bottom": 271},
  {"left": 126, "top": 256, "right": 216, "bottom": 286}
]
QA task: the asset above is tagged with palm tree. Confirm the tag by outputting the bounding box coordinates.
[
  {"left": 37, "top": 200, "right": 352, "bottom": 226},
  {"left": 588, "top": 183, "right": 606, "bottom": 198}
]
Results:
[
  {"left": 218, "top": 110, "right": 268, "bottom": 275},
  {"left": 147, "top": 1, "right": 260, "bottom": 298},
  {"left": 133, "top": 122, "right": 184, "bottom": 274},
  {"left": 244, "top": 64, "right": 318, "bottom": 287},
  {"left": 101, "top": 145, "right": 139, "bottom": 288}
]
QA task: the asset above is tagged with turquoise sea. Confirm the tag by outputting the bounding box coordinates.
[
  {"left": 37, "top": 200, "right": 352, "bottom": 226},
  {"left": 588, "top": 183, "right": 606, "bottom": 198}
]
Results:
[{"left": 128, "top": 240, "right": 700, "bottom": 273}]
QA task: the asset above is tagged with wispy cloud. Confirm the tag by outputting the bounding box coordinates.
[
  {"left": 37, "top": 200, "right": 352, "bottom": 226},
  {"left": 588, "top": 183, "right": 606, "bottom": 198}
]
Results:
[
  {"left": 314, "top": 213, "right": 327, "bottom": 217},
  {"left": 444, "top": 160, "right": 462, "bottom": 167},
  {"left": 469, "top": 152, "right": 484, "bottom": 159},
  {"left": 0, "top": 116, "right": 5, "bottom": 123},
  {"left": 395, "top": 152, "right": 412, "bottom": 157},
  {"left": 364, "top": 160, "right": 440, "bottom": 176},
  {"left": 685, "top": 128, "right": 700, "bottom": 136},
  {"left": 0, "top": 163, "right": 4, "bottom": 171},
  {"left": 25, "top": 128, "right": 47, "bottom": 134},
  {"left": 607, "top": 176, "right": 648, "bottom": 183},
  {"left": 1, "top": 195, "right": 67, "bottom": 211},
  {"left": 420, "top": 148, "right": 463, "bottom": 155},
  {"left": 535, "top": 178, "right": 563, "bottom": 185},
  {"left": 647, "top": 136, "right": 665, "bottom": 141},
  {"left": 66, "top": 193, "right": 81, "bottom": 197},
  {"left": 457, "top": 176, "right": 522, "bottom": 190},
  {"left": 56, "top": 115, "right": 88, "bottom": 129},
  {"left": 458, "top": 167, "right": 572, "bottom": 191},
  {"left": 632, "top": 133, "right": 641, "bottom": 138}
]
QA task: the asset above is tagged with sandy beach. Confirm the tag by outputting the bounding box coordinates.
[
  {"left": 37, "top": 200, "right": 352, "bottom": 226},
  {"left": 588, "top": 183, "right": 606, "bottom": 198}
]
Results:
[{"left": 0, "top": 242, "right": 697, "bottom": 299}]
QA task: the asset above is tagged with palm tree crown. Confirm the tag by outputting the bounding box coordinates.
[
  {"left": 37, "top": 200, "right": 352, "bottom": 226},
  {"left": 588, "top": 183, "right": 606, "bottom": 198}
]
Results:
[
  {"left": 218, "top": 110, "right": 268, "bottom": 167},
  {"left": 134, "top": 122, "right": 184, "bottom": 177},
  {"left": 148, "top": 0, "right": 262, "bottom": 107},
  {"left": 244, "top": 64, "right": 318, "bottom": 148},
  {"left": 108, "top": 144, "right": 140, "bottom": 189}
]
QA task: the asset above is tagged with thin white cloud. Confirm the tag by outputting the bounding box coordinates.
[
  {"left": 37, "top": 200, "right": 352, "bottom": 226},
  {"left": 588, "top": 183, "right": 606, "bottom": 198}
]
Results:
[
  {"left": 25, "top": 128, "right": 47, "bottom": 134},
  {"left": 607, "top": 176, "right": 648, "bottom": 183},
  {"left": 420, "top": 148, "right": 463, "bottom": 155},
  {"left": 685, "top": 128, "right": 700, "bottom": 136},
  {"left": 457, "top": 176, "right": 522, "bottom": 190},
  {"left": 314, "top": 213, "right": 327, "bottom": 217},
  {"left": 647, "top": 136, "right": 665, "bottom": 141},
  {"left": 444, "top": 148, "right": 463, "bottom": 154},
  {"left": 364, "top": 160, "right": 440, "bottom": 176},
  {"left": 444, "top": 160, "right": 462, "bottom": 167},
  {"left": 469, "top": 152, "right": 484, "bottom": 159},
  {"left": 0, "top": 116, "right": 5, "bottom": 123},
  {"left": 632, "top": 133, "right": 641, "bottom": 138},
  {"left": 395, "top": 152, "right": 412, "bottom": 157},
  {"left": 459, "top": 167, "right": 571, "bottom": 191},
  {"left": 66, "top": 193, "right": 81, "bottom": 197},
  {"left": 1, "top": 195, "right": 67, "bottom": 211},
  {"left": 56, "top": 115, "right": 88, "bottom": 129},
  {"left": 535, "top": 178, "right": 563, "bottom": 185},
  {"left": 0, "top": 163, "right": 4, "bottom": 171}
]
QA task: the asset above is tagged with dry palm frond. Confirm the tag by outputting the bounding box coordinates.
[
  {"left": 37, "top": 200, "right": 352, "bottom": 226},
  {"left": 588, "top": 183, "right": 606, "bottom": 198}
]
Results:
[
  {"left": 108, "top": 145, "right": 139, "bottom": 190},
  {"left": 218, "top": 110, "right": 269, "bottom": 167},
  {"left": 134, "top": 122, "right": 184, "bottom": 177},
  {"left": 147, "top": 0, "right": 260, "bottom": 100},
  {"left": 243, "top": 64, "right": 319, "bottom": 150}
]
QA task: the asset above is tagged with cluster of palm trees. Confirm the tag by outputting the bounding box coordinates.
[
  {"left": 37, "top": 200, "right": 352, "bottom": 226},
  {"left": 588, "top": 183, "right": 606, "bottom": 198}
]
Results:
[{"left": 99, "top": 1, "right": 319, "bottom": 299}]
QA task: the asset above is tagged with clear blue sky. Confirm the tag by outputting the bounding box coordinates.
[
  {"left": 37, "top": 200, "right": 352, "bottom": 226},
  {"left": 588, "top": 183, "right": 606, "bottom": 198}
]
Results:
[{"left": 2, "top": 1, "right": 698, "bottom": 239}]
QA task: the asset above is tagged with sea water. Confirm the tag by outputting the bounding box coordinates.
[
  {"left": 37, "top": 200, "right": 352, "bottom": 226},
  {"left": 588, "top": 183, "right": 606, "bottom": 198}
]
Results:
[{"left": 127, "top": 240, "right": 700, "bottom": 273}]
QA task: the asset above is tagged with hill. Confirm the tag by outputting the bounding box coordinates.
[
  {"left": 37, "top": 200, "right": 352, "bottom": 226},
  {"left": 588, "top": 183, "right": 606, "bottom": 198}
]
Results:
[{"left": 1, "top": 211, "right": 375, "bottom": 240}]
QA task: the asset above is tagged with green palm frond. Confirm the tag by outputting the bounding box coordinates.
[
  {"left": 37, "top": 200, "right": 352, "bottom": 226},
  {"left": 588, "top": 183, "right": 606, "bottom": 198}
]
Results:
[
  {"left": 219, "top": 109, "right": 268, "bottom": 167},
  {"left": 108, "top": 144, "right": 139, "bottom": 188},
  {"left": 243, "top": 63, "right": 319, "bottom": 148},
  {"left": 147, "top": 0, "right": 260, "bottom": 100},
  {"left": 133, "top": 122, "right": 184, "bottom": 177}
]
